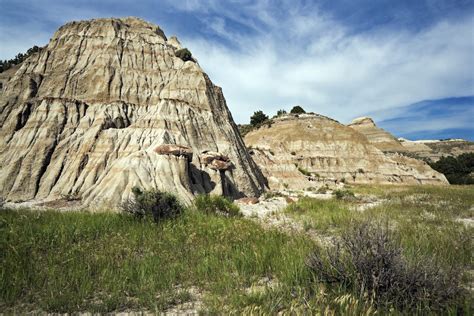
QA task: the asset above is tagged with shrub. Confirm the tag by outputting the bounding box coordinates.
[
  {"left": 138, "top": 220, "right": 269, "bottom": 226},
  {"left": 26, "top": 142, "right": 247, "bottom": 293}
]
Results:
[
  {"left": 122, "top": 187, "right": 183, "bottom": 222},
  {"left": 250, "top": 110, "right": 269, "bottom": 127},
  {"left": 194, "top": 194, "right": 241, "bottom": 217},
  {"left": 238, "top": 124, "right": 254, "bottom": 137},
  {"left": 0, "top": 196, "right": 4, "bottom": 208},
  {"left": 175, "top": 48, "right": 193, "bottom": 62},
  {"left": 297, "top": 166, "right": 311, "bottom": 176},
  {"left": 276, "top": 109, "right": 287, "bottom": 116},
  {"left": 60, "top": 193, "right": 81, "bottom": 201},
  {"left": 306, "top": 221, "right": 465, "bottom": 311},
  {"left": 263, "top": 191, "right": 284, "bottom": 199},
  {"left": 290, "top": 105, "right": 306, "bottom": 114},
  {"left": 333, "top": 189, "right": 355, "bottom": 200},
  {"left": 316, "top": 186, "right": 328, "bottom": 194},
  {"left": 429, "top": 153, "right": 474, "bottom": 184}
]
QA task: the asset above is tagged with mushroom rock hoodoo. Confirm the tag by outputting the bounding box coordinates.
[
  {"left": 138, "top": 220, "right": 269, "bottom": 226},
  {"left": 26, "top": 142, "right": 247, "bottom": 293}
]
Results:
[{"left": 0, "top": 17, "right": 266, "bottom": 208}]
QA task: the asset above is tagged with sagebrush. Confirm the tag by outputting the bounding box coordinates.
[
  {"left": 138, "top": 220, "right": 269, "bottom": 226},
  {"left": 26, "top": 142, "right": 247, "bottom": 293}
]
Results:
[
  {"left": 121, "top": 187, "right": 183, "bottom": 222},
  {"left": 306, "top": 221, "right": 465, "bottom": 312}
]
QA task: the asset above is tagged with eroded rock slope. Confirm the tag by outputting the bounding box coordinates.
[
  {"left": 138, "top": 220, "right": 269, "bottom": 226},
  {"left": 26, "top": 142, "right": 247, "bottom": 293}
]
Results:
[
  {"left": 245, "top": 114, "right": 447, "bottom": 190},
  {"left": 348, "top": 117, "right": 474, "bottom": 162},
  {"left": 0, "top": 17, "right": 266, "bottom": 208},
  {"left": 399, "top": 138, "right": 474, "bottom": 162},
  {"left": 348, "top": 117, "right": 406, "bottom": 152}
]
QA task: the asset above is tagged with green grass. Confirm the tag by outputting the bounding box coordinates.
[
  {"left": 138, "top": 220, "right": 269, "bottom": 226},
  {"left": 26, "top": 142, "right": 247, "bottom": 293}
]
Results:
[
  {"left": 284, "top": 184, "right": 473, "bottom": 313},
  {"left": 285, "top": 198, "right": 352, "bottom": 233},
  {"left": 1, "top": 184, "right": 472, "bottom": 313},
  {"left": 0, "top": 209, "right": 317, "bottom": 313}
]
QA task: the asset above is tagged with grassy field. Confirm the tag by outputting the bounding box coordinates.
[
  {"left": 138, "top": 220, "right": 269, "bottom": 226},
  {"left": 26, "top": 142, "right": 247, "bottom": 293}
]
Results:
[{"left": 1, "top": 184, "right": 473, "bottom": 314}]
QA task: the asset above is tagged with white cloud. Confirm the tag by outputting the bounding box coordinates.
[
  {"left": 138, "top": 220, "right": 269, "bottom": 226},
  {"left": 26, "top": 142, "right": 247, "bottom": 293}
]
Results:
[
  {"left": 1, "top": 0, "right": 472, "bottom": 131},
  {"left": 181, "top": 3, "right": 474, "bottom": 124}
]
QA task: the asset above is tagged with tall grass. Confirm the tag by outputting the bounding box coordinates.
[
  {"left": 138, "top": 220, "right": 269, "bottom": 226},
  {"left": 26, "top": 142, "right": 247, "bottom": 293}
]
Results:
[
  {"left": 0, "top": 208, "right": 313, "bottom": 313},
  {"left": 1, "top": 184, "right": 472, "bottom": 313},
  {"left": 285, "top": 197, "right": 352, "bottom": 233},
  {"left": 284, "top": 185, "right": 473, "bottom": 313}
]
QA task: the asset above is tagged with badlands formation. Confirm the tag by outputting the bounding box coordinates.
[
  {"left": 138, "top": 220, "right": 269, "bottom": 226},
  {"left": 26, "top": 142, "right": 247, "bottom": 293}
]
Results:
[
  {"left": 0, "top": 17, "right": 455, "bottom": 209},
  {"left": 398, "top": 138, "right": 474, "bottom": 162},
  {"left": 348, "top": 117, "right": 407, "bottom": 152},
  {"left": 244, "top": 113, "right": 447, "bottom": 190},
  {"left": 0, "top": 17, "right": 266, "bottom": 208},
  {"left": 348, "top": 117, "right": 474, "bottom": 161}
]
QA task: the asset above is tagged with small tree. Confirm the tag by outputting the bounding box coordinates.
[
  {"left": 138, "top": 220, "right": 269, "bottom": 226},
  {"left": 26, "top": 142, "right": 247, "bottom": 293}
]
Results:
[
  {"left": 175, "top": 48, "right": 193, "bottom": 62},
  {"left": 250, "top": 110, "right": 269, "bottom": 127},
  {"left": 276, "top": 109, "right": 287, "bottom": 116},
  {"left": 290, "top": 105, "right": 306, "bottom": 114}
]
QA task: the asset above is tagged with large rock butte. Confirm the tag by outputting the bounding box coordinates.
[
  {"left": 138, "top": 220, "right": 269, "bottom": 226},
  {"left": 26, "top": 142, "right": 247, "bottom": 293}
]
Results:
[
  {"left": 0, "top": 17, "right": 266, "bottom": 208},
  {"left": 244, "top": 113, "right": 448, "bottom": 189}
]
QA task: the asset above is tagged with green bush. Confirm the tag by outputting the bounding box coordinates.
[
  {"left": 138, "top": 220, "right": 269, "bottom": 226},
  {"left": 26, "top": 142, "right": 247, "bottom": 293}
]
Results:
[
  {"left": 122, "top": 187, "right": 183, "bottom": 222},
  {"left": 316, "top": 185, "right": 328, "bottom": 194},
  {"left": 306, "top": 221, "right": 465, "bottom": 311},
  {"left": 238, "top": 124, "right": 254, "bottom": 137},
  {"left": 290, "top": 105, "right": 306, "bottom": 114},
  {"left": 429, "top": 153, "right": 474, "bottom": 184},
  {"left": 194, "top": 194, "right": 241, "bottom": 217},
  {"left": 250, "top": 110, "right": 269, "bottom": 127},
  {"left": 297, "top": 166, "right": 311, "bottom": 176},
  {"left": 333, "top": 189, "right": 355, "bottom": 200},
  {"left": 175, "top": 48, "right": 193, "bottom": 62},
  {"left": 276, "top": 109, "right": 287, "bottom": 116}
]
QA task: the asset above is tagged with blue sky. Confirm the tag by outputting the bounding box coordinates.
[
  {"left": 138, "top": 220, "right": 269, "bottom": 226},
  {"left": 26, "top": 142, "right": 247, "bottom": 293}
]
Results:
[{"left": 1, "top": 0, "right": 473, "bottom": 140}]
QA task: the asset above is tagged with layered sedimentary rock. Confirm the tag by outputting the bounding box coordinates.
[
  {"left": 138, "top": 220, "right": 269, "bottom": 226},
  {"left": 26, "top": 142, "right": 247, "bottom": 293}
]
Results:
[
  {"left": 0, "top": 17, "right": 266, "bottom": 208},
  {"left": 244, "top": 114, "right": 447, "bottom": 190},
  {"left": 399, "top": 138, "right": 474, "bottom": 162},
  {"left": 348, "top": 117, "right": 473, "bottom": 162},
  {"left": 348, "top": 117, "right": 406, "bottom": 152}
]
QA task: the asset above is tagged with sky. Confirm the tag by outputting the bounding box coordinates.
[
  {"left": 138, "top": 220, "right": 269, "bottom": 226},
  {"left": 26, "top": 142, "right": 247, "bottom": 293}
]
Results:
[{"left": 1, "top": 0, "right": 473, "bottom": 140}]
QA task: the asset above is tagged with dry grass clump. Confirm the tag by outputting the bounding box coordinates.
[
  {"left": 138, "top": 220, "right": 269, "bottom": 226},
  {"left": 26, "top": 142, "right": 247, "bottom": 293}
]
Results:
[{"left": 306, "top": 221, "right": 465, "bottom": 312}]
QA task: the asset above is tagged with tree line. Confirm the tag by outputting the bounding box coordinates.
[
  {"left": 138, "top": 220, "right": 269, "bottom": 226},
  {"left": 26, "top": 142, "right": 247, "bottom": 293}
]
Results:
[
  {"left": 250, "top": 105, "right": 306, "bottom": 127},
  {"left": 0, "top": 45, "right": 42, "bottom": 73},
  {"left": 429, "top": 153, "right": 474, "bottom": 185}
]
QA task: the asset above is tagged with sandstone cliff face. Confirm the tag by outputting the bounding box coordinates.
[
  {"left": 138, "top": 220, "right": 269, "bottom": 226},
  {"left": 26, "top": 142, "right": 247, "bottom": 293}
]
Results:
[
  {"left": 244, "top": 114, "right": 447, "bottom": 190},
  {"left": 0, "top": 17, "right": 266, "bottom": 208},
  {"left": 348, "top": 117, "right": 406, "bottom": 152}
]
